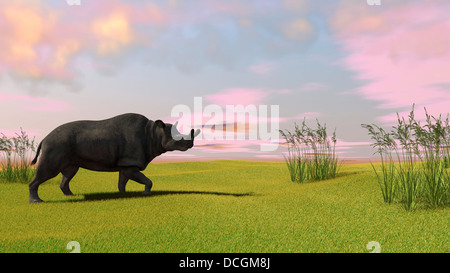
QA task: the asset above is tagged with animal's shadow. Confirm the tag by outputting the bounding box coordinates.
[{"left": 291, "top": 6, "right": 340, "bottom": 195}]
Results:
[{"left": 55, "top": 190, "right": 254, "bottom": 203}]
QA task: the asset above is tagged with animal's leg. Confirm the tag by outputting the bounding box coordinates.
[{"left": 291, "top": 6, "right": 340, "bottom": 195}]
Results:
[
  {"left": 29, "top": 177, "right": 46, "bottom": 203},
  {"left": 29, "top": 165, "right": 59, "bottom": 203},
  {"left": 121, "top": 167, "right": 153, "bottom": 194},
  {"left": 60, "top": 166, "right": 79, "bottom": 196},
  {"left": 118, "top": 170, "right": 129, "bottom": 193}
]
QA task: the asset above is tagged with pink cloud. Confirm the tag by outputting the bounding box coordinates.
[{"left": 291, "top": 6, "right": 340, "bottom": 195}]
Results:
[
  {"left": 332, "top": 1, "right": 450, "bottom": 123},
  {"left": 0, "top": 93, "right": 70, "bottom": 112},
  {"left": 159, "top": 153, "right": 195, "bottom": 157},
  {"left": 254, "top": 154, "right": 284, "bottom": 161},
  {"left": 168, "top": 110, "right": 280, "bottom": 147},
  {"left": 168, "top": 91, "right": 282, "bottom": 145},
  {"left": 202, "top": 87, "right": 291, "bottom": 108},
  {"left": 377, "top": 103, "right": 450, "bottom": 125},
  {"left": 0, "top": 1, "right": 168, "bottom": 82},
  {"left": 195, "top": 138, "right": 281, "bottom": 153},
  {"left": 0, "top": 0, "right": 316, "bottom": 86},
  {"left": 335, "top": 139, "right": 372, "bottom": 151},
  {"left": 204, "top": 88, "right": 270, "bottom": 107}
]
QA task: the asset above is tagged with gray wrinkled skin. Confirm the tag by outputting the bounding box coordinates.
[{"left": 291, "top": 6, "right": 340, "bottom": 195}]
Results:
[{"left": 28, "top": 113, "right": 200, "bottom": 203}]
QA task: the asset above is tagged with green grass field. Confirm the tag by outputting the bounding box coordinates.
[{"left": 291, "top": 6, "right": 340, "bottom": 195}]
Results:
[{"left": 0, "top": 160, "right": 448, "bottom": 253}]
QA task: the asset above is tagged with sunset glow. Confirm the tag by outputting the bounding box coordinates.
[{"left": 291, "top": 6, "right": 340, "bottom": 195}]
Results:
[{"left": 1, "top": 0, "right": 449, "bottom": 161}]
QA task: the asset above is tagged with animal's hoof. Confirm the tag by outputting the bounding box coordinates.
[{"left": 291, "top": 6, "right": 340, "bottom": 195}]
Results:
[
  {"left": 63, "top": 192, "right": 74, "bottom": 196},
  {"left": 142, "top": 191, "right": 152, "bottom": 196},
  {"left": 29, "top": 198, "right": 44, "bottom": 204}
]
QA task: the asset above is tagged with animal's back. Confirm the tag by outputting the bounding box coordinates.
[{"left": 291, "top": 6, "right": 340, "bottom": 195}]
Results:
[
  {"left": 40, "top": 113, "right": 150, "bottom": 171},
  {"left": 44, "top": 113, "right": 148, "bottom": 141}
]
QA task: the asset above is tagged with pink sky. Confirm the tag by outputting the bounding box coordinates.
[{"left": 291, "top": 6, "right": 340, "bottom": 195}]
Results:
[
  {"left": 2, "top": 0, "right": 448, "bottom": 118},
  {"left": 333, "top": 0, "right": 450, "bottom": 124},
  {"left": 1, "top": 1, "right": 449, "bottom": 161},
  {"left": 0, "top": 1, "right": 169, "bottom": 81},
  {"left": 204, "top": 88, "right": 270, "bottom": 107},
  {"left": 0, "top": 93, "right": 70, "bottom": 112}
]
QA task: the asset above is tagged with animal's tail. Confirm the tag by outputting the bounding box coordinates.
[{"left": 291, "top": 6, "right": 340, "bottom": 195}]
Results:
[{"left": 31, "top": 142, "right": 42, "bottom": 165}]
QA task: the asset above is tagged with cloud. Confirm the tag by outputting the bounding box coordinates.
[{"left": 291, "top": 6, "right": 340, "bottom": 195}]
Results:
[
  {"left": 169, "top": 106, "right": 280, "bottom": 143},
  {"left": 254, "top": 154, "right": 284, "bottom": 161},
  {"left": 335, "top": 139, "right": 372, "bottom": 150},
  {"left": 0, "top": 2, "right": 55, "bottom": 79},
  {"left": 282, "top": 18, "right": 315, "bottom": 41},
  {"left": 0, "top": 0, "right": 151, "bottom": 89},
  {"left": 0, "top": 93, "right": 70, "bottom": 112},
  {"left": 91, "top": 12, "right": 134, "bottom": 55},
  {"left": 195, "top": 138, "right": 280, "bottom": 154},
  {"left": 204, "top": 88, "right": 270, "bottom": 107},
  {"left": 159, "top": 153, "right": 195, "bottom": 157},
  {"left": 331, "top": 0, "right": 450, "bottom": 123},
  {"left": 0, "top": 0, "right": 322, "bottom": 91},
  {"left": 377, "top": 103, "right": 450, "bottom": 125}
]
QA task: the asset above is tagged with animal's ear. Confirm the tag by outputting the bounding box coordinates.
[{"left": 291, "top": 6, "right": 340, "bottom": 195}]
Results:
[{"left": 155, "top": 120, "right": 166, "bottom": 128}]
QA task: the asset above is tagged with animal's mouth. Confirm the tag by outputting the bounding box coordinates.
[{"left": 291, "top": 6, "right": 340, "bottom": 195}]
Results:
[{"left": 180, "top": 144, "right": 193, "bottom": 151}]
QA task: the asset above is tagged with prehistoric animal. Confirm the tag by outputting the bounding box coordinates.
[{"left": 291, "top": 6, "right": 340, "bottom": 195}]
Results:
[{"left": 28, "top": 113, "right": 200, "bottom": 203}]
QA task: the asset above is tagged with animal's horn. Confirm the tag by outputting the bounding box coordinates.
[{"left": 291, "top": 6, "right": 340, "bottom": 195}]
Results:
[{"left": 171, "top": 122, "right": 182, "bottom": 140}]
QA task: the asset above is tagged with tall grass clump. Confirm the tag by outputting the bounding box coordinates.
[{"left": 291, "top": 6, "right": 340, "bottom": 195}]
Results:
[
  {"left": 0, "top": 129, "right": 36, "bottom": 183},
  {"left": 413, "top": 110, "right": 450, "bottom": 208},
  {"left": 362, "top": 105, "right": 450, "bottom": 210},
  {"left": 279, "top": 123, "right": 309, "bottom": 183},
  {"left": 360, "top": 124, "right": 397, "bottom": 204},
  {"left": 280, "top": 119, "right": 341, "bottom": 183},
  {"left": 392, "top": 109, "right": 422, "bottom": 211}
]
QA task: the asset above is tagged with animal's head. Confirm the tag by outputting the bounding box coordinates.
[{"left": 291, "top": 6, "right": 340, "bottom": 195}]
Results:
[{"left": 155, "top": 120, "right": 200, "bottom": 152}]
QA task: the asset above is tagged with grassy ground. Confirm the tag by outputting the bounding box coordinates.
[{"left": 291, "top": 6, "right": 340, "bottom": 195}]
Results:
[{"left": 0, "top": 160, "right": 448, "bottom": 253}]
